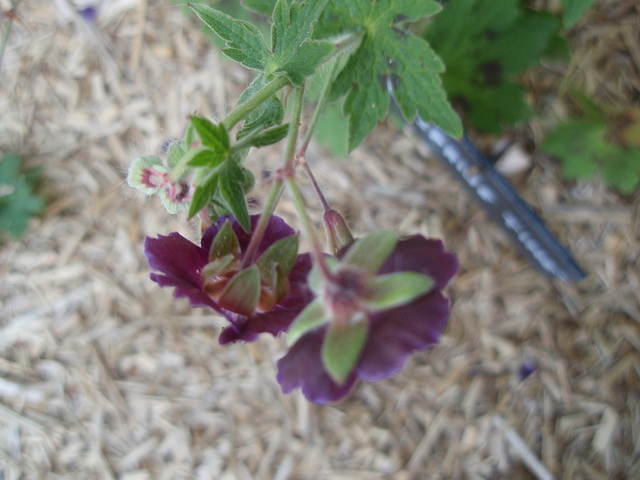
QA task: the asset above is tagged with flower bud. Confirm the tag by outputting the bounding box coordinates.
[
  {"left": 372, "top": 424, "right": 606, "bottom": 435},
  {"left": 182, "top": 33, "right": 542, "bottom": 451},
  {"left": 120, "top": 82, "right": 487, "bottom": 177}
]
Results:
[
  {"left": 127, "top": 156, "right": 167, "bottom": 195},
  {"left": 322, "top": 208, "right": 354, "bottom": 256}
]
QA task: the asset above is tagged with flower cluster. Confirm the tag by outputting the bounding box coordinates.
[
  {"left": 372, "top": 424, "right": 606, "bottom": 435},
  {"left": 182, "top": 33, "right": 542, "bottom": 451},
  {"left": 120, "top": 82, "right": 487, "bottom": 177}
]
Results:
[
  {"left": 145, "top": 214, "right": 313, "bottom": 344},
  {"left": 129, "top": 0, "right": 461, "bottom": 406},
  {"left": 145, "top": 212, "right": 456, "bottom": 403}
]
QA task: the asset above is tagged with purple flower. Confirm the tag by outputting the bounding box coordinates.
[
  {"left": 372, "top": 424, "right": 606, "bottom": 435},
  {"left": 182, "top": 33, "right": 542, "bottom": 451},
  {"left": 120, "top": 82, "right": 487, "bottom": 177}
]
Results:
[
  {"left": 276, "top": 234, "right": 457, "bottom": 404},
  {"left": 145, "top": 215, "right": 313, "bottom": 344}
]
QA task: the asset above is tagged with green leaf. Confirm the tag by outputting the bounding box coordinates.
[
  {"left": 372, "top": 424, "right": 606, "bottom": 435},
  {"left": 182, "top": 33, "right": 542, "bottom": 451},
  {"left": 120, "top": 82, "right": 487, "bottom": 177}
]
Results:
[
  {"left": 601, "top": 148, "right": 640, "bottom": 194},
  {"left": 190, "top": 116, "right": 230, "bottom": 151},
  {"left": 323, "top": 0, "right": 461, "bottom": 149},
  {"left": 424, "top": 0, "right": 562, "bottom": 134},
  {"left": 542, "top": 119, "right": 611, "bottom": 179},
  {"left": 190, "top": 4, "right": 270, "bottom": 70},
  {"left": 256, "top": 234, "right": 299, "bottom": 284},
  {"left": 218, "top": 162, "right": 251, "bottom": 232},
  {"left": 218, "top": 265, "right": 261, "bottom": 317},
  {"left": 341, "top": 230, "right": 398, "bottom": 274},
  {"left": 189, "top": 148, "right": 227, "bottom": 169},
  {"left": 277, "top": 40, "right": 334, "bottom": 85},
  {"left": 288, "top": 299, "right": 328, "bottom": 345},
  {"left": 244, "top": 123, "right": 290, "bottom": 148},
  {"left": 562, "top": 0, "right": 595, "bottom": 28},
  {"left": 242, "top": 0, "right": 277, "bottom": 16},
  {"left": 188, "top": 172, "right": 218, "bottom": 218},
  {"left": 268, "top": 0, "right": 333, "bottom": 85},
  {"left": 0, "top": 154, "right": 45, "bottom": 239},
  {"left": 237, "top": 74, "right": 285, "bottom": 137},
  {"left": 321, "top": 319, "right": 368, "bottom": 385},
  {"left": 365, "top": 272, "right": 434, "bottom": 311},
  {"left": 210, "top": 218, "right": 241, "bottom": 261}
]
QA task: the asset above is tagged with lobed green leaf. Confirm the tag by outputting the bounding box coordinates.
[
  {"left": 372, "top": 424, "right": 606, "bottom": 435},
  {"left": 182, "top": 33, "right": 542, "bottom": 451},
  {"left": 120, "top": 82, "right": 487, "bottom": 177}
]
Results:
[{"left": 190, "top": 4, "right": 270, "bottom": 70}]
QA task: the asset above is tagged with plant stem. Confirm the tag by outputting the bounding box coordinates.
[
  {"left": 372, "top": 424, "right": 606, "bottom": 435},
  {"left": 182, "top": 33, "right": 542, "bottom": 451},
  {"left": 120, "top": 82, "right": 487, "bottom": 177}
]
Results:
[
  {"left": 0, "top": 0, "right": 22, "bottom": 77},
  {"left": 169, "top": 153, "right": 191, "bottom": 182},
  {"left": 283, "top": 86, "right": 305, "bottom": 170},
  {"left": 286, "top": 176, "right": 332, "bottom": 280},
  {"left": 221, "top": 75, "right": 290, "bottom": 131},
  {"left": 239, "top": 86, "right": 305, "bottom": 268},
  {"left": 300, "top": 158, "right": 331, "bottom": 212},
  {"left": 298, "top": 58, "right": 342, "bottom": 159},
  {"left": 241, "top": 178, "right": 284, "bottom": 268}
]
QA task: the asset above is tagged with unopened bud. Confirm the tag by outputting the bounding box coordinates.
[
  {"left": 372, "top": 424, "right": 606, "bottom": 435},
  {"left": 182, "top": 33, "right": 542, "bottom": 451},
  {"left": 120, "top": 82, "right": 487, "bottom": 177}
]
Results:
[
  {"left": 127, "top": 156, "right": 167, "bottom": 195},
  {"left": 323, "top": 209, "right": 354, "bottom": 256}
]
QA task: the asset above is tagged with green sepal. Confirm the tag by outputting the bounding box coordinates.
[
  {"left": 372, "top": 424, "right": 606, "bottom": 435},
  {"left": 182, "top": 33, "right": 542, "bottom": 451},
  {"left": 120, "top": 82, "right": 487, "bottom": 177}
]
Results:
[
  {"left": 210, "top": 218, "right": 241, "bottom": 261},
  {"left": 364, "top": 272, "right": 434, "bottom": 311},
  {"left": 159, "top": 187, "right": 189, "bottom": 214},
  {"left": 188, "top": 172, "right": 218, "bottom": 219},
  {"left": 218, "top": 265, "right": 261, "bottom": 317},
  {"left": 201, "top": 253, "right": 239, "bottom": 279},
  {"left": 127, "top": 155, "right": 165, "bottom": 195},
  {"left": 190, "top": 116, "right": 230, "bottom": 151},
  {"left": 272, "top": 263, "right": 290, "bottom": 304},
  {"left": 321, "top": 318, "right": 368, "bottom": 385},
  {"left": 256, "top": 234, "right": 299, "bottom": 285},
  {"left": 288, "top": 299, "right": 328, "bottom": 345},
  {"left": 340, "top": 230, "right": 398, "bottom": 274},
  {"left": 184, "top": 122, "right": 195, "bottom": 148},
  {"left": 241, "top": 167, "right": 255, "bottom": 193},
  {"left": 308, "top": 257, "right": 339, "bottom": 295},
  {"left": 166, "top": 141, "right": 186, "bottom": 168},
  {"left": 218, "top": 162, "right": 251, "bottom": 233}
]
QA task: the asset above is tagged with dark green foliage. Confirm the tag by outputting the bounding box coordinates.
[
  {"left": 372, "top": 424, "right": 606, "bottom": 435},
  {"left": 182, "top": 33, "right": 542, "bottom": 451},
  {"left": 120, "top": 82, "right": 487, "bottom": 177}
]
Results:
[
  {"left": 0, "top": 154, "right": 45, "bottom": 239},
  {"left": 425, "top": 0, "right": 563, "bottom": 134},
  {"left": 542, "top": 118, "right": 640, "bottom": 195},
  {"left": 562, "top": 0, "right": 595, "bottom": 28}
]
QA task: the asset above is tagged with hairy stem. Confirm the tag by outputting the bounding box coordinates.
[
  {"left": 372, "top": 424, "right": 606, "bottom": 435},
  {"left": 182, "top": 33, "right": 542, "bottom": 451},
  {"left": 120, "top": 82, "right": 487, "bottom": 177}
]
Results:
[
  {"left": 241, "top": 179, "right": 284, "bottom": 268},
  {"left": 299, "top": 58, "right": 342, "bottom": 159},
  {"left": 299, "top": 158, "right": 331, "bottom": 212},
  {"left": 286, "top": 176, "right": 333, "bottom": 280},
  {"left": 221, "top": 75, "right": 290, "bottom": 131},
  {"left": 283, "top": 86, "right": 306, "bottom": 170}
]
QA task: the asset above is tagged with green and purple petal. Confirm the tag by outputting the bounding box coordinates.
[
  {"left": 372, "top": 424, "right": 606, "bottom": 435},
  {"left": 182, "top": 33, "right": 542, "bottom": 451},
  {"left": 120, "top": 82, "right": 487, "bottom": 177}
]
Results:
[
  {"left": 276, "top": 328, "right": 357, "bottom": 404},
  {"left": 277, "top": 235, "right": 457, "bottom": 404}
]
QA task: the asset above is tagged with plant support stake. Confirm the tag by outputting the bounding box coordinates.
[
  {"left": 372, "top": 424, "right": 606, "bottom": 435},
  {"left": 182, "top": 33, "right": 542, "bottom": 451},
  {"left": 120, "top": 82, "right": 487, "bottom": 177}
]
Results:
[{"left": 406, "top": 112, "right": 585, "bottom": 281}]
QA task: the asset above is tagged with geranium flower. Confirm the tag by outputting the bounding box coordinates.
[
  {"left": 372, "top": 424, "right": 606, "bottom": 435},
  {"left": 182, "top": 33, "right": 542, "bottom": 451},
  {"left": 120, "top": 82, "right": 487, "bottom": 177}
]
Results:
[
  {"left": 276, "top": 231, "right": 457, "bottom": 404},
  {"left": 145, "top": 215, "right": 313, "bottom": 344}
]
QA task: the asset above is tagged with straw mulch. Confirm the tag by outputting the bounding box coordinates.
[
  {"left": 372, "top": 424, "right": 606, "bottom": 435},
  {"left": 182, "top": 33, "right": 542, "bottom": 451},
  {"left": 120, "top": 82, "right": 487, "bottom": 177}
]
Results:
[{"left": 1, "top": 1, "right": 638, "bottom": 479}]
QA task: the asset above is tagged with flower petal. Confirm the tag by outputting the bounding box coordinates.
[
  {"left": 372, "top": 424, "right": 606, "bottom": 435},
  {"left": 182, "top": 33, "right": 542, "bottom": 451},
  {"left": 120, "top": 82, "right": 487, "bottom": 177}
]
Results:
[
  {"left": 277, "top": 329, "right": 357, "bottom": 404},
  {"left": 378, "top": 236, "right": 458, "bottom": 289},
  {"left": 356, "top": 290, "right": 450, "bottom": 382},
  {"left": 145, "top": 233, "right": 220, "bottom": 311}
]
